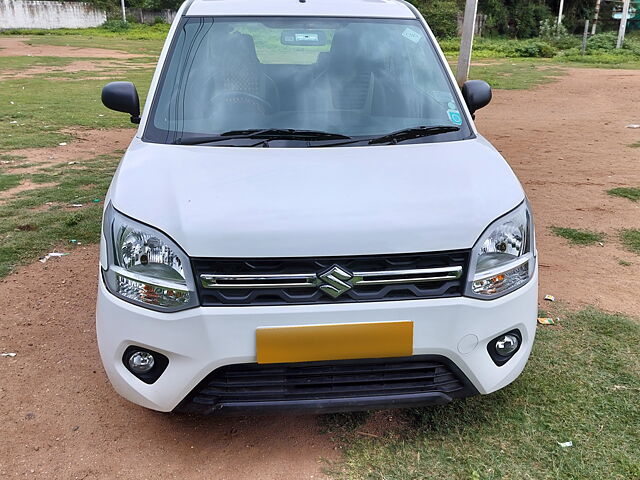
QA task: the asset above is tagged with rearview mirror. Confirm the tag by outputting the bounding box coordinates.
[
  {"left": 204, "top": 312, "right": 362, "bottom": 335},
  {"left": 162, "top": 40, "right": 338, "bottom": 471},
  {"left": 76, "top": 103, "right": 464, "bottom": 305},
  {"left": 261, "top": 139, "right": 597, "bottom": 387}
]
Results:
[
  {"left": 281, "top": 30, "right": 327, "bottom": 46},
  {"left": 102, "top": 81, "right": 140, "bottom": 124},
  {"left": 461, "top": 80, "right": 492, "bottom": 116}
]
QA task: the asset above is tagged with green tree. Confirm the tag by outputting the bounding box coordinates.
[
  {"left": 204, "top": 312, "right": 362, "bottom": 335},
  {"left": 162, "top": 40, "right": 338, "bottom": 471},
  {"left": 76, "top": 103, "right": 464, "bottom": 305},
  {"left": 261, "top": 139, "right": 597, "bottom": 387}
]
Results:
[
  {"left": 413, "top": 0, "right": 461, "bottom": 38},
  {"left": 127, "top": 0, "right": 183, "bottom": 9},
  {"left": 479, "top": 0, "right": 552, "bottom": 37}
]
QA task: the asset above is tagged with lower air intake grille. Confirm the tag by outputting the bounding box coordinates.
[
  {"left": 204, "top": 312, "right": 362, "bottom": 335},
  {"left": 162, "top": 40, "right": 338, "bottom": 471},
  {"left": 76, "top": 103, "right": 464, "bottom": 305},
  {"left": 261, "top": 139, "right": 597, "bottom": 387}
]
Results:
[{"left": 175, "top": 356, "right": 476, "bottom": 414}]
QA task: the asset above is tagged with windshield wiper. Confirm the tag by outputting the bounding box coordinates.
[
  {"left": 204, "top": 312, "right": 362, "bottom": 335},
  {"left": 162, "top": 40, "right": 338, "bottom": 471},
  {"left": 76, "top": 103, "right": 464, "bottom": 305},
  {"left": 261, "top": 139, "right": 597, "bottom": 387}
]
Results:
[
  {"left": 176, "top": 129, "right": 351, "bottom": 145},
  {"left": 367, "top": 125, "right": 460, "bottom": 145},
  {"left": 225, "top": 128, "right": 351, "bottom": 140}
]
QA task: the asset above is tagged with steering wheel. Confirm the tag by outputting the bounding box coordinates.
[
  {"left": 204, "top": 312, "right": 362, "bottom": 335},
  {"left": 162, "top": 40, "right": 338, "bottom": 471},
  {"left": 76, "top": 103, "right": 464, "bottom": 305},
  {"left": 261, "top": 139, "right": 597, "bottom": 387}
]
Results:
[{"left": 210, "top": 91, "right": 272, "bottom": 112}]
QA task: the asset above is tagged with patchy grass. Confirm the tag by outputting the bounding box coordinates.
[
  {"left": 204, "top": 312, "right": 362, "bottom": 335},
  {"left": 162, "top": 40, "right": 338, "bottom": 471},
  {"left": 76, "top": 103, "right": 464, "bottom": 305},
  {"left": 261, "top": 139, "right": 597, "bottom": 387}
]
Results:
[
  {"left": 0, "top": 28, "right": 160, "bottom": 151},
  {"left": 607, "top": 187, "right": 640, "bottom": 202},
  {"left": 557, "top": 56, "right": 640, "bottom": 69},
  {"left": 620, "top": 229, "right": 640, "bottom": 255},
  {"left": 30, "top": 65, "right": 156, "bottom": 81},
  {"left": 0, "top": 64, "right": 152, "bottom": 150},
  {"left": 0, "top": 55, "right": 76, "bottom": 70},
  {"left": 550, "top": 226, "right": 605, "bottom": 246},
  {"left": 327, "top": 309, "right": 640, "bottom": 480},
  {"left": 3, "top": 162, "right": 37, "bottom": 170},
  {"left": 22, "top": 34, "right": 164, "bottom": 56},
  {"left": 619, "top": 259, "right": 632, "bottom": 267},
  {"left": 630, "top": 141, "right": 640, "bottom": 148},
  {"left": 0, "top": 155, "right": 119, "bottom": 276},
  {"left": 0, "top": 173, "right": 22, "bottom": 192},
  {"left": 0, "top": 33, "right": 152, "bottom": 275},
  {"left": 321, "top": 412, "right": 370, "bottom": 436},
  {"left": 469, "top": 60, "right": 564, "bottom": 90},
  {"left": 0, "top": 154, "right": 27, "bottom": 163}
]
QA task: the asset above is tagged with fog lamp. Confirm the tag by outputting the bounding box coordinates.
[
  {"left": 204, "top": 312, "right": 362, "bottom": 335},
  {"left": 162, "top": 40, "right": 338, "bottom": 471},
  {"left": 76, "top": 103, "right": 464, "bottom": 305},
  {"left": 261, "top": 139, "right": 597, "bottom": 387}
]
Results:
[
  {"left": 128, "top": 351, "right": 155, "bottom": 373},
  {"left": 495, "top": 334, "right": 519, "bottom": 357},
  {"left": 488, "top": 330, "right": 522, "bottom": 366}
]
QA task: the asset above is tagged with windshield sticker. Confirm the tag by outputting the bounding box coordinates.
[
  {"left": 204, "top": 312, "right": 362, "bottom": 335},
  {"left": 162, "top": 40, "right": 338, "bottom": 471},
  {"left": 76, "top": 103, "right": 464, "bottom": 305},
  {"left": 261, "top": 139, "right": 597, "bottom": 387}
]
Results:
[
  {"left": 432, "top": 91, "right": 454, "bottom": 103},
  {"left": 402, "top": 28, "right": 422, "bottom": 43},
  {"left": 447, "top": 109, "right": 463, "bottom": 125}
]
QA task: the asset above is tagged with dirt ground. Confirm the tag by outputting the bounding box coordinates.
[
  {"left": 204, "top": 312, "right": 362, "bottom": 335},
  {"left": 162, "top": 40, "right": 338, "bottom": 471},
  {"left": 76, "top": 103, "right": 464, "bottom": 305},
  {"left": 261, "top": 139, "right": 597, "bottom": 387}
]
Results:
[
  {"left": 1, "top": 50, "right": 639, "bottom": 479},
  {"left": 0, "top": 37, "right": 144, "bottom": 58},
  {"left": 478, "top": 67, "right": 640, "bottom": 315},
  {"left": 0, "top": 38, "right": 154, "bottom": 79}
]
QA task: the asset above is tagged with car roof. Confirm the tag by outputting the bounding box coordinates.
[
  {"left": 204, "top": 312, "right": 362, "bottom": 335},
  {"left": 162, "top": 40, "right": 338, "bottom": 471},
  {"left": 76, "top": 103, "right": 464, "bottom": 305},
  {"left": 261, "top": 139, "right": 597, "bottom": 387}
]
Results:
[{"left": 185, "top": 0, "right": 417, "bottom": 19}]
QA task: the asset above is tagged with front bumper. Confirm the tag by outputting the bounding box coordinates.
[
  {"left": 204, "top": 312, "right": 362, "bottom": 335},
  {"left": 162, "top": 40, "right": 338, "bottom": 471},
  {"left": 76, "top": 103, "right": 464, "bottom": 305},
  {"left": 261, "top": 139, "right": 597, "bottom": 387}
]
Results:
[{"left": 96, "top": 269, "right": 538, "bottom": 413}]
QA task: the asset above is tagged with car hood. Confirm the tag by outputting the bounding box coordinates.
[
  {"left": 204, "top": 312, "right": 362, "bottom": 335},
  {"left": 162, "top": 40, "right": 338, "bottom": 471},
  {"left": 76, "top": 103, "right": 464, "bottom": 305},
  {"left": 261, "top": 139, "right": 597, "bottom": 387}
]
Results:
[{"left": 107, "top": 137, "right": 524, "bottom": 257}]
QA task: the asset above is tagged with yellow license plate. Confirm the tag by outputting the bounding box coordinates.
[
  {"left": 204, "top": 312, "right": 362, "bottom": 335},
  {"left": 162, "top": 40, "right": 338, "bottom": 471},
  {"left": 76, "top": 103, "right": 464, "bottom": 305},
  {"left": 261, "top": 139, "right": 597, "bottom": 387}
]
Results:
[{"left": 256, "top": 321, "right": 413, "bottom": 364}]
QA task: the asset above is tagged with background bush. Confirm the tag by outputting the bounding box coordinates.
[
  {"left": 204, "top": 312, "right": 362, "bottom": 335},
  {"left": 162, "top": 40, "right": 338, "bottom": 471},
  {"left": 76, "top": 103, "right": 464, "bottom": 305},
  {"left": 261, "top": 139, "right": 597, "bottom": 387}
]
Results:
[
  {"left": 512, "top": 39, "right": 557, "bottom": 57},
  {"left": 413, "top": 0, "right": 460, "bottom": 38},
  {"left": 100, "top": 19, "right": 131, "bottom": 32},
  {"left": 538, "top": 18, "right": 580, "bottom": 48}
]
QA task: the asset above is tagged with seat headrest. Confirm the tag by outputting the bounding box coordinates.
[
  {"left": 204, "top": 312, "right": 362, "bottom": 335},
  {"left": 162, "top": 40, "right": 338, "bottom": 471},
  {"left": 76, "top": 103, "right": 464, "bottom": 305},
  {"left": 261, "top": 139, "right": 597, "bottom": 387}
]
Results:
[
  {"left": 213, "top": 32, "right": 260, "bottom": 70},
  {"left": 329, "top": 29, "right": 368, "bottom": 71}
]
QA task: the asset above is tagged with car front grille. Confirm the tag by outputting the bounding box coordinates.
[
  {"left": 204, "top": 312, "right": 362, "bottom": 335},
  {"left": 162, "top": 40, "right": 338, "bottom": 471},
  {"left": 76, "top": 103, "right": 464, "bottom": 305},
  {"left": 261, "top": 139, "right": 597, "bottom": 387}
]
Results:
[
  {"left": 192, "top": 250, "right": 469, "bottom": 306},
  {"left": 175, "top": 355, "right": 476, "bottom": 414}
]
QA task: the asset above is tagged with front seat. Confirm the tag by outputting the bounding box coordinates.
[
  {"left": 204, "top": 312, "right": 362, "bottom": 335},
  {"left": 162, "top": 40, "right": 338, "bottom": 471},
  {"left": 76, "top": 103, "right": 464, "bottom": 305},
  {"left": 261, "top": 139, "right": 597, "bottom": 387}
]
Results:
[
  {"left": 308, "top": 28, "right": 382, "bottom": 112},
  {"left": 208, "top": 32, "right": 278, "bottom": 121}
]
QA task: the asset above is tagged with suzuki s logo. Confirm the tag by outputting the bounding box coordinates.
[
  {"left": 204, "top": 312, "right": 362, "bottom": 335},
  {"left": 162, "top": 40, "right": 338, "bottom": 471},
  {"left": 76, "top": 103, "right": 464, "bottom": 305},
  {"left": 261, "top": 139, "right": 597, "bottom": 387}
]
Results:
[{"left": 317, "top": 265, "right": 354, "bottom": 298}]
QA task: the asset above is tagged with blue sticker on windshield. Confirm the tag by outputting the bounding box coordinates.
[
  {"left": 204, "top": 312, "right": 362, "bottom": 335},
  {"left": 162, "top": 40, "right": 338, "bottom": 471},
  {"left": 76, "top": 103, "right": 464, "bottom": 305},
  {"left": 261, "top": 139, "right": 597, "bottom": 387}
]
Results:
[
  {"left": 447, "top": 109, "right": 462, "bottom": 125},
  {"left": 402, "top": 28, "right": 422, "bottom": 43}
]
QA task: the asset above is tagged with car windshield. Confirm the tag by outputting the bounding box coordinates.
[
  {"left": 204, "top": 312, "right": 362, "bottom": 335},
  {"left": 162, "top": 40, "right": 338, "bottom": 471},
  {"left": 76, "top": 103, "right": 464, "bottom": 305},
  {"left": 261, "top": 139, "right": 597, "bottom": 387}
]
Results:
[{"left": 144, "top": 16, "right": 472, "bottom": 146}]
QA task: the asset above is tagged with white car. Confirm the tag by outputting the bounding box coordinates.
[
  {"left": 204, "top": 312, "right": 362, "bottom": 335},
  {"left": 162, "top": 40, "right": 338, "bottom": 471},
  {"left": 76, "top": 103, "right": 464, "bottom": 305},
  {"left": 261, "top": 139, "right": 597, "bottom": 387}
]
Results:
[{"left": 97, "top": 0, "right": 537, "bottom": 414}]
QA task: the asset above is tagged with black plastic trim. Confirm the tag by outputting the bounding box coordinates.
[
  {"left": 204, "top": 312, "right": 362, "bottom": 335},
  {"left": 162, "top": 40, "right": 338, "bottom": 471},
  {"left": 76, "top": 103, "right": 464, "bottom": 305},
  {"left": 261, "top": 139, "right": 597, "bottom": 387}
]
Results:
[
  {"left": 196, "top": 392, "right": 454, "bottom": 415},
  {"left": 122, "top": 346, "right": 169, "bottom": 384},
  {"left": 174, "top": 354, "right": 478, "bottom": 415}
]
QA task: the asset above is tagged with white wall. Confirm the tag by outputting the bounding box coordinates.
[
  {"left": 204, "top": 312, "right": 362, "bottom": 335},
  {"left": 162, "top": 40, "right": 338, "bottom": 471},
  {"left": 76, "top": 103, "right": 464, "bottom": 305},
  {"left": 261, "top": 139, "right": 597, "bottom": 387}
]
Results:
[
  {"left": 130, "top": 7, "right": 176, "bottom": 25},
  {"left": 0, "top": 0, "right": 106, "bottom": 29}
]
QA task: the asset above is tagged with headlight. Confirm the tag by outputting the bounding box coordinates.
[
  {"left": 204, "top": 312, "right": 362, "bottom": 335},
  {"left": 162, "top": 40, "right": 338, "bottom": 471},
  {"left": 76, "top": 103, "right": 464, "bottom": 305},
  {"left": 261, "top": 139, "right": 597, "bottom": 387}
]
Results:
[
  {"left": 465, "top": 201, "right": 535, "bottom": 299},
  {"left": 102, "top": 204, "right": 198, "bottom": 311}
]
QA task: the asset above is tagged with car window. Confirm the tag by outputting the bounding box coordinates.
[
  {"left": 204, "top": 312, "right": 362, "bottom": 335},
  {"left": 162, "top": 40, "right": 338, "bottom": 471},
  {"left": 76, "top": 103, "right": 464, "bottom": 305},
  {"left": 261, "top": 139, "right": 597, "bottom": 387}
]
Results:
[{"left": 145, "top": 17, "right": 471, "bottom": 146}]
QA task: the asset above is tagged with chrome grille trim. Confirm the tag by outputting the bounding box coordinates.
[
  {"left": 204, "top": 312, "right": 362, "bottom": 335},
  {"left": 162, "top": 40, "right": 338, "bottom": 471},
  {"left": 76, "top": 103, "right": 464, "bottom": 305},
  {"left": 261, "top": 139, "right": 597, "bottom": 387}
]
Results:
[
  {"left": 200, "top": 266, "right": 462, "bottom": 289},
  {"left": 200, "top": 273, "right": 317, "bottom": 289}
]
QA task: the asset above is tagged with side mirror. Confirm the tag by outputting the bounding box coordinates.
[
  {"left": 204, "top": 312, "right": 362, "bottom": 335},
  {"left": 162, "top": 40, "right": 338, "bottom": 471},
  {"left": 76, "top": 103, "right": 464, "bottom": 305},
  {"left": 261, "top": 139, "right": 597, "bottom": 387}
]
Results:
[
  {"left": 102, "top": 81, "right": 140, "bottom": 124},
  {"left": 461, "top": 80, "right": 492, "bottom": 116}
]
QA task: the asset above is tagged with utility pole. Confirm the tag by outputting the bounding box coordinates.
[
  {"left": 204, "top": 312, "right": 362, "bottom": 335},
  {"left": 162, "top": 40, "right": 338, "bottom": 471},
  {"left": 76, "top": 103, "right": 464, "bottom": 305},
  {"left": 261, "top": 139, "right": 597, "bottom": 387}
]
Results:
[
  {"left": 617, "top": 0, "right": 631, "bottom": 48},
  {"left": 121, "top": 0, "right": 126, "bottom": 22},
  {"left": 557, "top": 0, "right": 565, "bottom": 25},
  {"left": 581, "top": 20, "right": 590, "bottom": 55},
  {"left": 591, "top": 0, "right": 601, "bottom": 35},
  {"left": 456, "top": 0, "right": 478, "bottom": 86}
]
